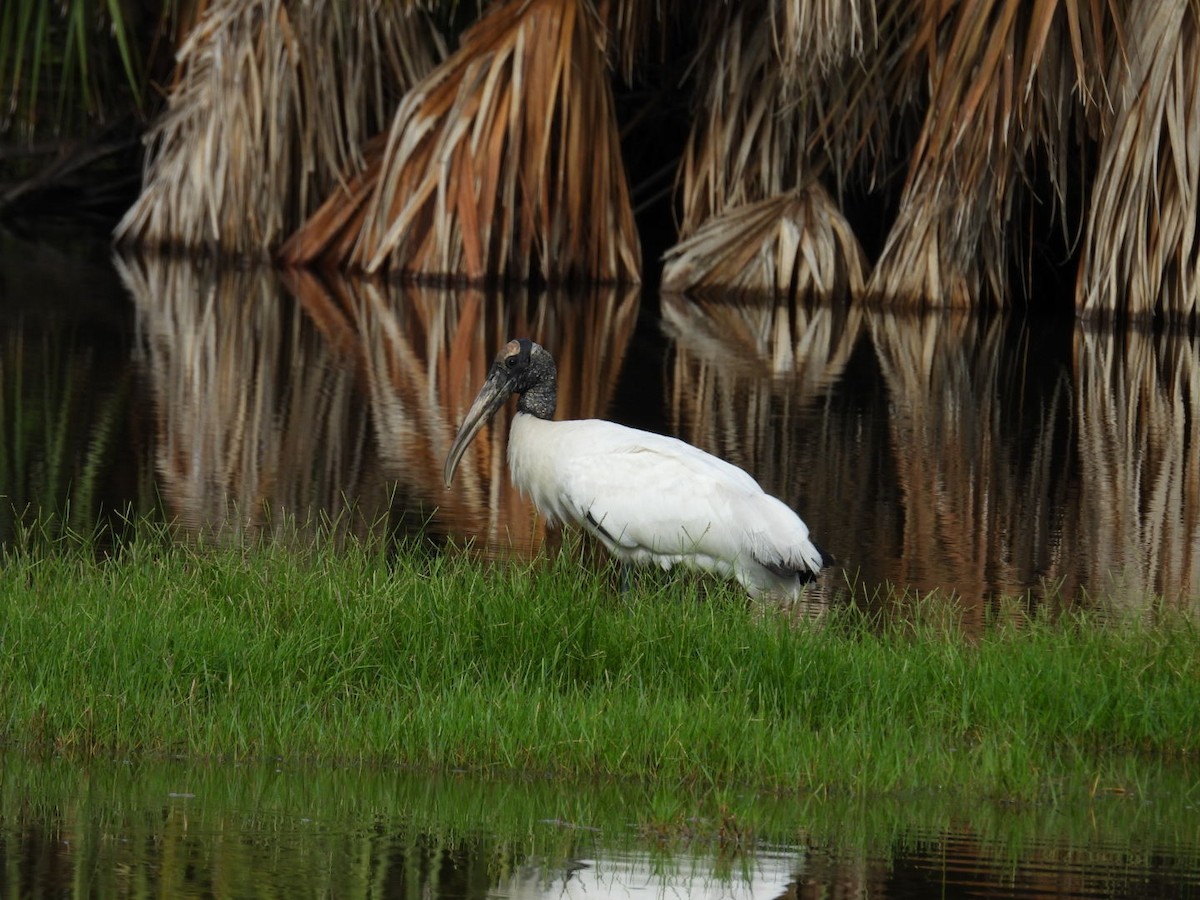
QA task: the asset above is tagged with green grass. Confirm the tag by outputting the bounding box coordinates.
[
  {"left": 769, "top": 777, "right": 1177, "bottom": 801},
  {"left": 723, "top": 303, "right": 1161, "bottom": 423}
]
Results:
[{"left": 1, "top": 522, "right": 1197, "bottom": 800}]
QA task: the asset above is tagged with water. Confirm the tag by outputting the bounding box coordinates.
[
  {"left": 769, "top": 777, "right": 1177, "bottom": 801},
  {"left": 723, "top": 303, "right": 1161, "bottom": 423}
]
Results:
[
  {"left": 4, "top": 241, "right": 1198, "bottom": 614},
  {"left": 2, "top": 753, "right": 1199, "bottom": 899}
]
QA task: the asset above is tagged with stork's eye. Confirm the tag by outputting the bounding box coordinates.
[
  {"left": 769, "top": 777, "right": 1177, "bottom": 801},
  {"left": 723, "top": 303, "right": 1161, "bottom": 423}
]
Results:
[{"left": 506, "top": 356, "right": 518, "bottom": 369}]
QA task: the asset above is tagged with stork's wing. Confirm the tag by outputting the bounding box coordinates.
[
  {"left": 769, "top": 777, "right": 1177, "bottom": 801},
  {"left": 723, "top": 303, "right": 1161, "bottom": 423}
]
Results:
[{"left": 555, "top": 431, "right": 789, "bottom": 563}]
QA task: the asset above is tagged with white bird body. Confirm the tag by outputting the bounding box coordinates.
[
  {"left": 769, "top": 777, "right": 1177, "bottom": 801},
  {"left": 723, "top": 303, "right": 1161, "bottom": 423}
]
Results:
[
  {"left": 508, "top": 413, "right": 822, "bottom": 597},
  {"left": 444, "top": 339, "right": 827, "bottom": 599}
]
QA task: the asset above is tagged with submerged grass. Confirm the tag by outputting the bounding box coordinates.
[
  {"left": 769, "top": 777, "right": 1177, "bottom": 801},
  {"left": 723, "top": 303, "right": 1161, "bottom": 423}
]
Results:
[{"left": 1, "top": 522, "right": 1197, "bottom": 800}]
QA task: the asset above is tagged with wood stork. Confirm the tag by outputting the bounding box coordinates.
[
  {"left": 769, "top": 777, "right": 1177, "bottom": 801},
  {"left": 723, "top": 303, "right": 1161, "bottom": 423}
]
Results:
[{"left": 443, "top": 339, "right": 827, "bottom": 599}]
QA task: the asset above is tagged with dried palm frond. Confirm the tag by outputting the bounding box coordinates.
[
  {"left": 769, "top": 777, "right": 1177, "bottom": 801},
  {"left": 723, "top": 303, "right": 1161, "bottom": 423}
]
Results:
[
  {"left": 773, "top": 0, "right": 878, "bottom": 90},
  {"left": 869, "top": 0, "right": 1113, "bottom": 307},
  {"left": 289, "top": 0, "right": 640, "bottom": 285},
  {"left": 115, "top": 0, "right": 442, "bottom": 258},
  {"left": 678, "top": 0, "right": 924, "bottom": 234},
  {"left": 801, "top": 0, "right": 926, "bottom": 196},
  {"left": 676, "top": 3, "right": 802, "bottom": 239},
  {"left": 595, "top": 0, "right": 676, "bottom": 83},
  {"left": 661, "top": 186, "right": 867, "bottom": 301},
  {"left": 1077, "top": 1, "right": 1200, "bottom": 321},
  {"left": 1073, "top": 326, "right": 1200, "bottom": 603},
  {"left": 671, "top": 1, "right": 922, "bottom": 301},
  {"left": 116, "top": 252, "right": 374, "bottom": 539}
]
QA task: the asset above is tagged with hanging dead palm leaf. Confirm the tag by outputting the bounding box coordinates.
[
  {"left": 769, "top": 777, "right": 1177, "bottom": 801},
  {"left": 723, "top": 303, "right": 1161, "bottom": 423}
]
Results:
[
  {"left": 285, "top": 0, "right": 641, "bottom": 286},
  {"left": 662, "top": 186, "right": 867, "bottom": 301},
  {"left": 1078, "top": 1, "right": 1200, "bottom": 321},
  {"left": 868, "top": 0, "right": 1112, "bottom": 308},
  {"left": 773, "top": 0, "right": 878, "bottom": 92},
  {"left": 595, "top": 0, "right": 676, "bottom": 83},
  {"left": 675, "top": 4, "right": 803, "bottom": 240},
  {"left": 114, "top": 0, "right": 442, "bottom": 258},
  {"left": 671, "top": 1, "right": 916, "bottom": 301}
]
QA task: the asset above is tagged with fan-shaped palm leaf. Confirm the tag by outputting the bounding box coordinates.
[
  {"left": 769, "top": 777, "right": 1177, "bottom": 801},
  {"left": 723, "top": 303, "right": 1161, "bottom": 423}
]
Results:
[
  {"left": 1077, "top": 1, "right": 1200, "bottom": 321},
  {"left": 662, "top": 186, "right": 867, "bottom": 301},
  {"left": 868, "top": 0, "right": 1112, "bottom": 307},
  {"left": 284, "top": 0, "right": 640, "bottom": 286},
  {"left": 114, "top": 0, "right": 441, "bottom": 258}
]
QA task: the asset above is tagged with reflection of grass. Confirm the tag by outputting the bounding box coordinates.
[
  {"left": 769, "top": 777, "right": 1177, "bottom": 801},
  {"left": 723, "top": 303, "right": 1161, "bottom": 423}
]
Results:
[
  {"left": 0, "top": 329, "right": 138, "bottom": 542},
  {"left": 2, "top": 520, "right": 1197, "bottom": 802},
  {"left": 3, "top": 750, "right": 1199, "bottom": 900}
]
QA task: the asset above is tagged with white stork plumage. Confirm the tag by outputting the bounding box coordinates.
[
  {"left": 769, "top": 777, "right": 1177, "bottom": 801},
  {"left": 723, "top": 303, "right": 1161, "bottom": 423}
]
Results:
[{"left": 443, "top": 339, "right": 827, "bottom": 599}]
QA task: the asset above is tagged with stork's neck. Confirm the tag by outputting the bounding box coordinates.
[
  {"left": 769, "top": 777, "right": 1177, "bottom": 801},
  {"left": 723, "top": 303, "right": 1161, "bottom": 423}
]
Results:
[{"left": 517, "top": 371, "right": 557, "bottom": 419}]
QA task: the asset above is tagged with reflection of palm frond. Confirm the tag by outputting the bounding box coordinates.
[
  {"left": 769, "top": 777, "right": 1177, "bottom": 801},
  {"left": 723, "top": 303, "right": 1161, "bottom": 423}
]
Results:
[
  {"left": 867, "top": 312, "right": 1074, "bottom": 615},
  {"left": 661, "top": 290, "right": 864, "bottom": 383},
  {"left": 1078, "top": 2, "right": 1200, "bottom": 321},
  {"left": 662, "top": 187, "right": 866, "bottom": 301},
  {"left": 114, "top": 0, "right": 441, "bottom": 257},
  {"left": 117, "top": 252, "right": 374, "bottom": 540},
  {"left": 669, "top": 300, "right": 1083, "bottom": 617},
  {"left": 320, "top": 278, "right": 640, "bottom": 556},
  {"left": 286, "top": 0, "right": 640, "bottom": 286},
  {"left": 1073, "top": 327, "right": 1200, "bottom": 604}
]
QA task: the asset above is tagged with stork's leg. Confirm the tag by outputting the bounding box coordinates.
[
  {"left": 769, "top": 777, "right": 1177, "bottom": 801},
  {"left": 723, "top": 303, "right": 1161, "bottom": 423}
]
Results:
[{"left": 619, "top": 562, "right": 633, "bottom": 595}]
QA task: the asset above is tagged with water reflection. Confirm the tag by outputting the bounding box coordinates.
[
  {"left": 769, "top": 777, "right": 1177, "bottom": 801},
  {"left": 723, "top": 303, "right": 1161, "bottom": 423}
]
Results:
[
  {"left": 117, "top": 253, "right": 639, "bottom": 549},
  {"left": 663, "top": 293, "right": 1200, "bottom": 612},
  {"left": 0, "top": 231, "right": 153, "bottom": 543},
  {"left": 117, "top": 254, "right": 381, "bottom": 539},
  {"left": 3, "top": 753, "right": 1198, "bottom": 898},
  {"left": 3, "top": 247, "right": 1192, "bottom": 609},
  {"left": 1074, "top": 327, "right": 1200, "bottom": 609},
  {"left": 335, "top": 273, "right": 639, "bottom": 554}
]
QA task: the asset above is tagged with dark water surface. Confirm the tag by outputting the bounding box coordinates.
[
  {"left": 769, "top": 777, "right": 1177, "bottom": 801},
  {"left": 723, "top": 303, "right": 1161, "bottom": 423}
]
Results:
[{"left": 3, "top": 753, "right": 1199, "bottom": 899}]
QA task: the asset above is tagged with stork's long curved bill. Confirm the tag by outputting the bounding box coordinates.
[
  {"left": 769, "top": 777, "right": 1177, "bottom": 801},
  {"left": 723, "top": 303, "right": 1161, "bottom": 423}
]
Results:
[{"left": 443, "top": 369, "right": 514, "bottom": 487}]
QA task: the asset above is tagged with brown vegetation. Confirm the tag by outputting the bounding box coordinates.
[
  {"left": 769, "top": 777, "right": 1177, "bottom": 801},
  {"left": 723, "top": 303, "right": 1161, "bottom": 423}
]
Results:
[{"left": 101, "top": 0, "right": 1200, "bottom": 318}]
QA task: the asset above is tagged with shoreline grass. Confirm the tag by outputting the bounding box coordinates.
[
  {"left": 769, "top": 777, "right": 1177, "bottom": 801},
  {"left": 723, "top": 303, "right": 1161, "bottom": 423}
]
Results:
[{"left": 1, "top": 523, "right": 1197, "bottom": 800}]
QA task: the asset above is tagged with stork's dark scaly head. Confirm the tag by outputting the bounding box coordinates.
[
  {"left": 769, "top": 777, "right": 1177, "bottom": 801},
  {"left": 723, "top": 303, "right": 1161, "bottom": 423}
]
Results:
[{"left": 443, "top": 339, "right": 557, "bottom": 487}]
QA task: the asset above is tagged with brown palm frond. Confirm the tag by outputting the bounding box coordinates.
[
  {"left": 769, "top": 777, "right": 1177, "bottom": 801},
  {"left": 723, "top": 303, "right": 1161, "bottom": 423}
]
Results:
[
  {"left": 1077, "top": 1, "right": 1200, "bottom": 321},
  {"left": 671, "top": 1, "right": 920, "bottom": 301},
  {"left": 290, "top": 0, "right": 640, "bottom": 285},
  {"left": 676, "top": 3, "right": 803, "bottom": 239},
  {"left": 801, "top": 0, "right": 925, "bottom": 195},
  {"left": 596, "top": 0, "right": 676, "bottom": 83},
  {"left": 276, "top": 133, "right": 390, "bottom": 266},
  {"left": 678, "top": 0, "right": 924, "bottom": 237},
  {"left": 661, "top": 186, "right": 867, "bottom": 301},
  {"left": 115, "top": 0, "right": 442, "bottom": 258},
  {"left": 773, "top": 0, "right": 878, "bottom": 90},
  {"left": 869, "top": 0, "right": 1113, "bottom": 307}
]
